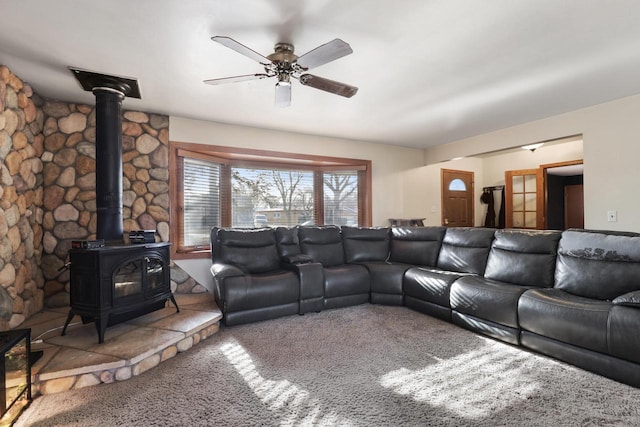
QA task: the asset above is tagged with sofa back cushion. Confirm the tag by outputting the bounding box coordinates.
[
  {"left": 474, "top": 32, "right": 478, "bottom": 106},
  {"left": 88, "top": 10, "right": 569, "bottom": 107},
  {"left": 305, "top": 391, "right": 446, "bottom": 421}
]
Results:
[
  {"left": 389, "top": 226, "right": 446, "bottom": 266},
  {"left": 484, "top": 229, "right": 561, "bottom": 287},
  {"left": 342, "top": 227, "right": 390, "bottom": 263},
  {"left": 298, "top": 226, "right": 345, "bottom": 267},
  {"left": 211, "top": 227, "right": 280, "bottom": 274},
  {"left": 437, "top": 228, "right": 496, "bottom": 274},
  {"left": 275, "top": 227, "right": 301, "bottom": 258},
  {"left": 555, "top": 229, "right": 640, "bottom": 300}
]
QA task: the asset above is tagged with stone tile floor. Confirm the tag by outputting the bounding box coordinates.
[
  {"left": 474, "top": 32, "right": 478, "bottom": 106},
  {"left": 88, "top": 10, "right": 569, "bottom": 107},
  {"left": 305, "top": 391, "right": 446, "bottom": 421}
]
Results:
[{"left": 21, "top": 293, "right": 222, "bottom": 395}]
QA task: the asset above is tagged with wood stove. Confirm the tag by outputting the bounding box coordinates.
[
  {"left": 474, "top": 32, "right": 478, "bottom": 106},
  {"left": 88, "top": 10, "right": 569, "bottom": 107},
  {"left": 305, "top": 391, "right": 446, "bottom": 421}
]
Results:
[
  {"left": 63, "top": 242, "right": 177, "bottom": 343},
  {"left": 62, "top": 69, "right": 178, "bottom": 343}
]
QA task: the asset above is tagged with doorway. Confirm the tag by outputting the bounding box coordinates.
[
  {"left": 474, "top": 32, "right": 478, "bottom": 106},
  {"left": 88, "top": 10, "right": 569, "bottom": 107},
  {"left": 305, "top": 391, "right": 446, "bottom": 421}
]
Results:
[
  {"left": 543, "top": 160, "right": 584, "bottom": 230},
  {"left": 441, "top": 169, "right": 474, "bottom": 227},
  {"left": 504, "top": 160, "right": 584, "bottom": 230}
]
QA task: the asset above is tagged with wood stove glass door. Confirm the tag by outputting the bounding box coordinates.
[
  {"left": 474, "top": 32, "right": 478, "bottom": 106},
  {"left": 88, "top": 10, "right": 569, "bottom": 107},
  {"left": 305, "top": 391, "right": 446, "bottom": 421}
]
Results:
[
  {"left": 113, "top": 259, "right": 143, "bottom": 300},
  {"left": 145, "top": 256, "right": 167, "bottom": 298}
]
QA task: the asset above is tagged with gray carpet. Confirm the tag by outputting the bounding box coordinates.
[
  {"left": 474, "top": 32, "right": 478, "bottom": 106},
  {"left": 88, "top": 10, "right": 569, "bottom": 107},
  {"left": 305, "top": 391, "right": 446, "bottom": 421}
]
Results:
[{"left": 16, "top": 305, "right": 640, "bottom": 426}]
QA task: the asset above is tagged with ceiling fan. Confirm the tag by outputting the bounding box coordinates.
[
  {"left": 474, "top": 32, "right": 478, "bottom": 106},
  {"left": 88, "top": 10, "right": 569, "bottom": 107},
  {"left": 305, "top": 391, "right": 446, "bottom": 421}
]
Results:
[{"left": 204, "top": 36, "right": 358, "bottom": 107}]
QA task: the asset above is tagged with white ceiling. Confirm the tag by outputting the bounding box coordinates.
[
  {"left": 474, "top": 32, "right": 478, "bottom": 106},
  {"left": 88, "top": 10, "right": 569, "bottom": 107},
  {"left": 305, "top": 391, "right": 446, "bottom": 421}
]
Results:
[{"left": 2, "top": 1, "right": 640, "bottom": 149}]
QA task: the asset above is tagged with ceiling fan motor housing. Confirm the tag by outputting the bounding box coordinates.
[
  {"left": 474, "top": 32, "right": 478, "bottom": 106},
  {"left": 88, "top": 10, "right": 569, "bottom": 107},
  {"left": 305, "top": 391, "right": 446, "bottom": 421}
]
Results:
[{"left": 267, "top": 43, "right": 302, "bottom": 79}]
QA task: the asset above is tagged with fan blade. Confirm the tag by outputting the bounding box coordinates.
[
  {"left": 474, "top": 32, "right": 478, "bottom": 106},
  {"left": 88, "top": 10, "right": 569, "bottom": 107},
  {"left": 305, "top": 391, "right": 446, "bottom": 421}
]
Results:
[
  {"left": 211, "top": 36, "right": 271, "bottom": 65},
  {"left": 275, "top": 82, "right": 291, "bottom": 107},
  {"left": 299, "top": 74, "right": 358, "bottom": 98},
  {"left": 296, "top": 39, "right": 353, "bottom": 70},
  {"left": 204, "top": 74, "right": 271, "bottom": 85}
]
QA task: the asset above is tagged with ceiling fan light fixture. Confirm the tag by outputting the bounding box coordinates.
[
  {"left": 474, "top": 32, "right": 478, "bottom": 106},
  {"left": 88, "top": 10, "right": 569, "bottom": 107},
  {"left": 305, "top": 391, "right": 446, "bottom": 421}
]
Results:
[{"left": 275, "top": 80, "right": 292, "bottom": 108}]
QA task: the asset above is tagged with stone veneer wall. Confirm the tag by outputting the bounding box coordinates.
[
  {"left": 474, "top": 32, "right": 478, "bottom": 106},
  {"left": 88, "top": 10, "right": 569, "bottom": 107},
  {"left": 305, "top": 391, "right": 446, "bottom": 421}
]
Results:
[
  {"left": 0, "top": 66, "right": 46, "bottom": 329},
  {"left": 40, "top": 102, "right": 206, "bottom": 307},
  {"left": 0, "top": 65, "right": 206, "bottom": 328},
  {"left": 39, "top": 101, "right": 174, "bottom": 307}
]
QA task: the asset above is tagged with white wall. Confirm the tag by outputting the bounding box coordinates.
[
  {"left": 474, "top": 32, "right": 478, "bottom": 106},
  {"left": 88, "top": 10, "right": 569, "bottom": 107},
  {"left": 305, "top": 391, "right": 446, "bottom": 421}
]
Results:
[
  {"left": 403, "top": 157, "right": 484, "bottom": 226},
  {"left": 424, "top": 93, "right": 640, "bottom": 232},
  {"left": 170, "top": 117, "right": 425, "bottom": 227},
  {"left": 482, "top": 139, "right": 583, "bottom": 187},
  {"left": 402, "top": 139, "right": 584, "bottom": 227}
]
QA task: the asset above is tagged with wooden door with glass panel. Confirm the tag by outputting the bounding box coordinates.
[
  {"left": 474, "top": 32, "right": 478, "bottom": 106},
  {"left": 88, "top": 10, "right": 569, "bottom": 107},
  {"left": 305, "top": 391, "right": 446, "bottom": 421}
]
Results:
[
  {"left": 441, "top": 169, "right": 474, "bottom": 227},
  {"left": 505, "top": 169, "right": 543, "bottom": 229}
]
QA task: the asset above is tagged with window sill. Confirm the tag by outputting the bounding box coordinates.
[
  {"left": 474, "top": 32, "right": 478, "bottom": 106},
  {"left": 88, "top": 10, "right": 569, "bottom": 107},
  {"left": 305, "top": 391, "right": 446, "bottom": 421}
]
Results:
[{"left": 172, "top": 249, "right": 211, "bottom": 260}]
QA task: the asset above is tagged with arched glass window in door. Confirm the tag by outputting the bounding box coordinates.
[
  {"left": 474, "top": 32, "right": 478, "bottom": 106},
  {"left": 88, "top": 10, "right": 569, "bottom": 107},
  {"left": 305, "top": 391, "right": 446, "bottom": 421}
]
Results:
[{"left": 449, "top": 178, "right": 467, "bottom": 192}]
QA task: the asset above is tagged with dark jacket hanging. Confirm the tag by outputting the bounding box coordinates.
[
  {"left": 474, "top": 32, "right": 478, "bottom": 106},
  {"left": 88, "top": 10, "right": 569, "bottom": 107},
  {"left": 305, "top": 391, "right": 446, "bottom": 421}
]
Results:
[
  {"left": 481, "top": 189, "right": 496, "bottom": 228},
  {"left": 498, "top": 187, "right": 506, "bottom": 228}
]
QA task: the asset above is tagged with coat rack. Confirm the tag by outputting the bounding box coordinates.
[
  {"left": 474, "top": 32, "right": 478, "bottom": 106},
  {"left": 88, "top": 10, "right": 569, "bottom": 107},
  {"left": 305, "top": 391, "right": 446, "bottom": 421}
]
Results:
[{"left": 482, "top": 185, "right": 504, "bottom": 191}]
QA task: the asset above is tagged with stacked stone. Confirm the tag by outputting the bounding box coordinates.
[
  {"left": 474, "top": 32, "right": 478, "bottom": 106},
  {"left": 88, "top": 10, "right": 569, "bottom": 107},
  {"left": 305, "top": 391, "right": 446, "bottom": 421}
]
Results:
[
  {"left": 35, "top": 320, "right": 220, "bottom": 395},
  {"left": 40, "top": 103, "right": 173, "bottom": 307},
  {"left": 0, "top": 66, "right": 46, "bottom": 329}
]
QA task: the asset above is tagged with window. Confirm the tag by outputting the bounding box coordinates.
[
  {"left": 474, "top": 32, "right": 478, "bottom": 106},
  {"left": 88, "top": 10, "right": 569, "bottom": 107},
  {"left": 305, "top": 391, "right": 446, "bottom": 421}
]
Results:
[
  {"left": 448, "top": 178, "right": 466, "bottom": 191},
  {"left": 182, "top": 158, "right": 221, "bottom": 247},
  {"left": 232, "top": 167, "right": 315, "bottom": 228},
  {"left": 324, "top": 170, "right": 359, "bottom": 226},
  {"left": 171, "top": 142, "right": 371, "bottom": 257}
]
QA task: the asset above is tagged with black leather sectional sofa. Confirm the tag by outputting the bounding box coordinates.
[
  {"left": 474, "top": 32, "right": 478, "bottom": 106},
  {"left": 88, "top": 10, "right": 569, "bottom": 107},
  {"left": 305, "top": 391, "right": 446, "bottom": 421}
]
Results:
[{"left": 210, "top": 225, "right": 640, "bottom": 388}]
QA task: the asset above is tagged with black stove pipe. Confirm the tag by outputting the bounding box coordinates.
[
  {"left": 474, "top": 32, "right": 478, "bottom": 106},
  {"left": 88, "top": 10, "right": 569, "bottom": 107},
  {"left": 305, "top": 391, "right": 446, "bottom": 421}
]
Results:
[{"left": 94, "top": 87, "right": 125, "bottom": 242}]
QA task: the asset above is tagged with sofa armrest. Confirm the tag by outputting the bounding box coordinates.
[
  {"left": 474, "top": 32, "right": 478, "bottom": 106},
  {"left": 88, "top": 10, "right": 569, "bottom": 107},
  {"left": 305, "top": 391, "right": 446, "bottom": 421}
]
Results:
[
  {"left": 281, "top": 261, "right": 324, "bottom": 314},
  {"left": 210, "top": 263, "right": 245, "bottom": 279},
  {"left": 281, "top": 254, "right": 314, "bottom": 265},
  {"left": 210, "top": 263, "right": 246, "bottom": 308},
  {"left": 613, "top": 290, "right": 640, "bottom": 307}
]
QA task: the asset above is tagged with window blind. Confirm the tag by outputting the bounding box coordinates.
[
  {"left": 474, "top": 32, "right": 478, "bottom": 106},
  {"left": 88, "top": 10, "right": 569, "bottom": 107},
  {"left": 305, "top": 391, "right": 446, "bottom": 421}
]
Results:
[
  {"left": 324, "top": 170, "right": 358, "bottom": 226},
  {"left": 182, "top": 157, "right": 221, "bottom": 247}
]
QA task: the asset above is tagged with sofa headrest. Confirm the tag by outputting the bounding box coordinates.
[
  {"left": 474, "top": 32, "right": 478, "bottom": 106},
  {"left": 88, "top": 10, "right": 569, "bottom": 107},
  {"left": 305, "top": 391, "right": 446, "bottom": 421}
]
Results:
[
  {"left": 342, "top": 226, "right": 390, "bottom": 263},
  {"left": 558, "top": 229, "right": 640, "bottom": 262},
  {"left": 484, "top": 229, "right": 561, "bottom": 287},
  {"left": 389, "top": 226, "right": 446, "bottom": 266},
  {"left": 555, "top": 229, "right": 640, "bottom": 300},
  {"left": 437, "top": 227, "right": 496, "bottom": 274},
  {"left": 211, "top": 227, "right": 280, "bottom": 274},
  {"left": 491, "top": 229, "right": 562, "bottom": 253},
  {"left": 442, "top": 227, "right": 496, "bottom": 247},
  {"left": 298, "top": 226, "right": 345, "bottom": 267},
  {"left": 275, "top": 226, "right": 301, "bottom": 258}
]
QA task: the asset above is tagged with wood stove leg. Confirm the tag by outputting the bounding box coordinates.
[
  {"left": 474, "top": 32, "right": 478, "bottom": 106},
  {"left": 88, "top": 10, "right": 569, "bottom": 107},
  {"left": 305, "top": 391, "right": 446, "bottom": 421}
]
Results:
[
  {"left": 95, "top": 314, "right": 109, "bottom": 344},
  {"left": 61, "top": 310, "right": 76, "bottom": 336},
  {"left": 169, "top": 294, "right": 180, "bottom": 313}
]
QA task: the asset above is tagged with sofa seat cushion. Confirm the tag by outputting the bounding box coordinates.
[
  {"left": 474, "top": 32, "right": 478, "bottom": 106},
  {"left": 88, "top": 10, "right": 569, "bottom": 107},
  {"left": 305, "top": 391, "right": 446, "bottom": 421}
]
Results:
[
  {"left": 608, "top": 305, "right": 640, "bottom": 364},
  {"left": 404, "top": 267, "right": 466, "bottom": 308},
  {"left": 362, "top": 261, "right": 411, "bottom": 295},
  {"left": 324, "top": 264, "right": 370, "bottom": 298},
  {"left": 518, "top": 288, "right": 612, "bottom": 354},
  {"left": 450, "top": 276, "right": 531, "bottom": 328},
  {"left": 224, "top": 270, "right": 300, "bottom": 312}
]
